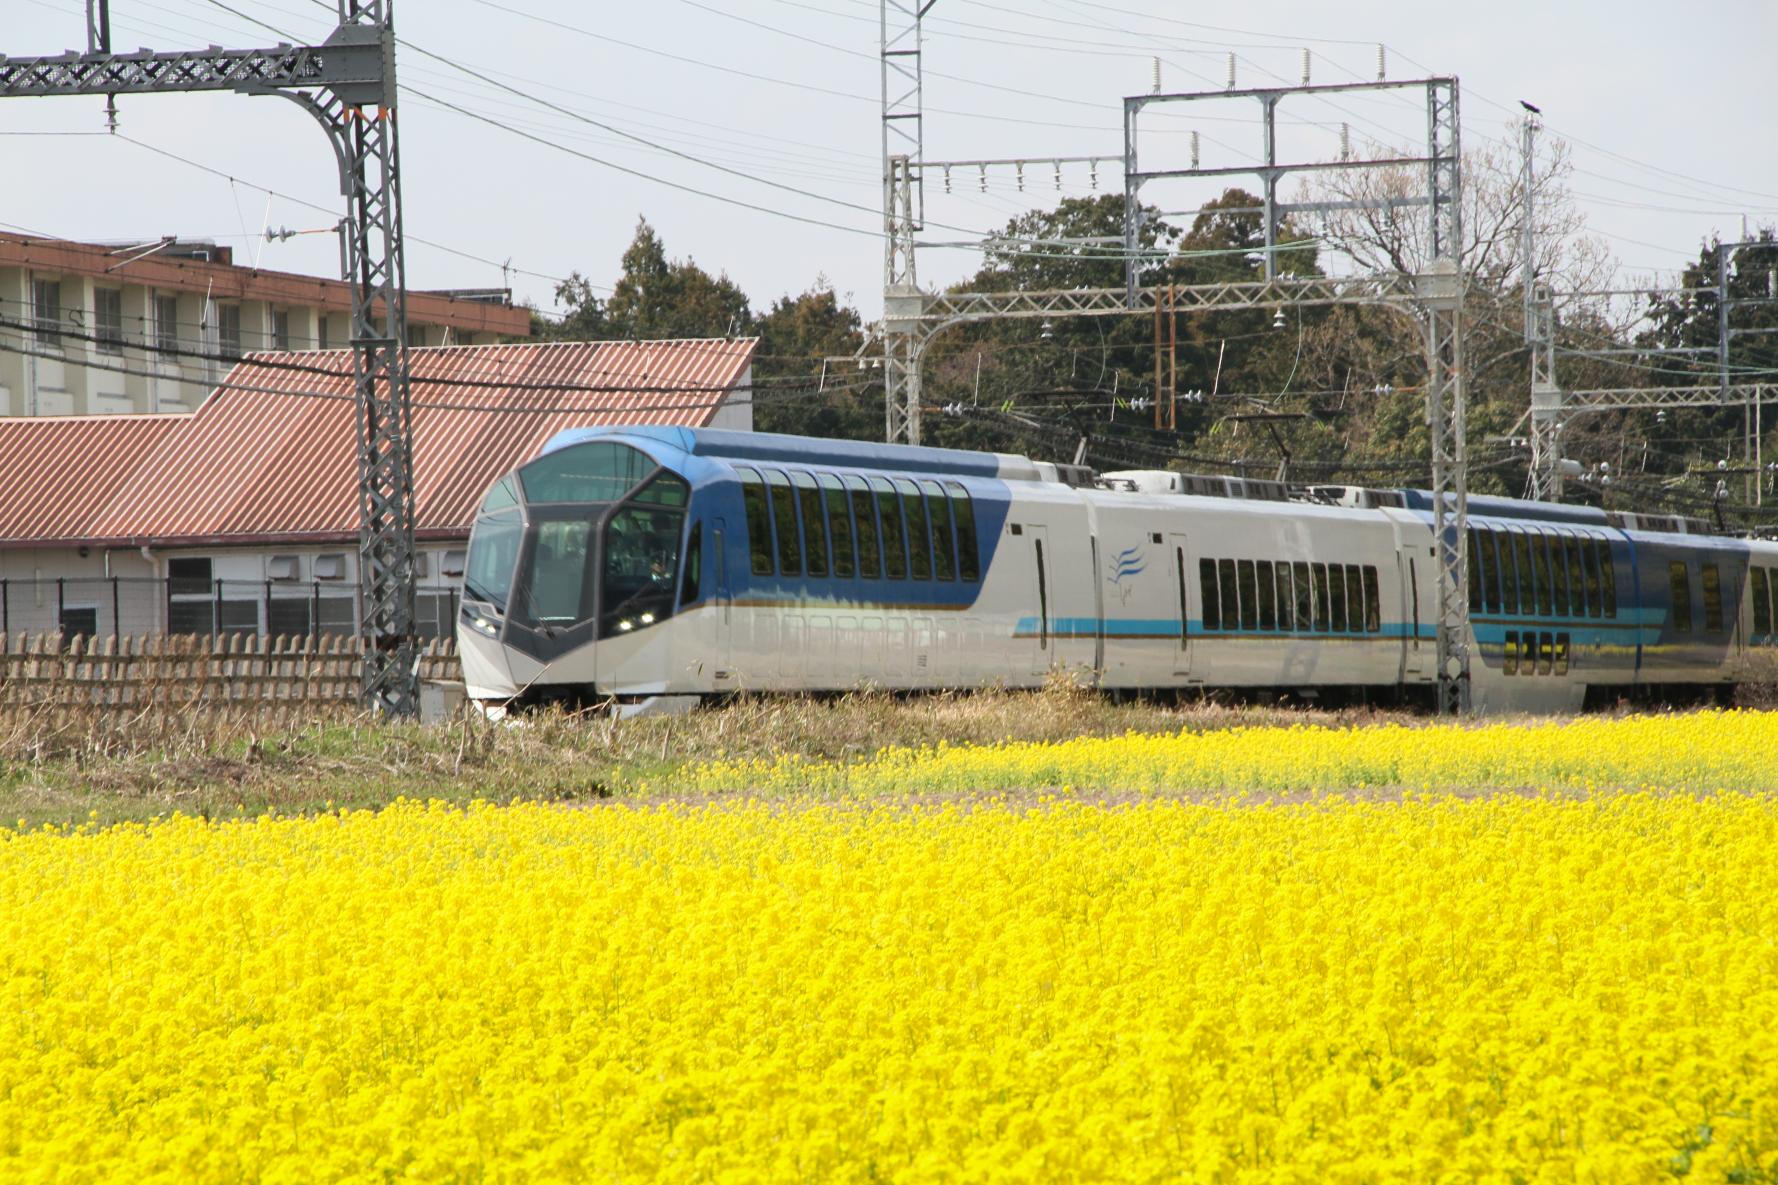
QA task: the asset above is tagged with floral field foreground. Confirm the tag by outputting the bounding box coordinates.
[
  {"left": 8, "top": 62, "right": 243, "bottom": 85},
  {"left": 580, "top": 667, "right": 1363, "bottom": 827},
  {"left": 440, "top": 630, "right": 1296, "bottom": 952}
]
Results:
[
  {"left": 662, "top": 708, "right": 1778, "bottom": 798},
  {"left": 3, "top": 793, "right": 1777, "bottom": 1183}
]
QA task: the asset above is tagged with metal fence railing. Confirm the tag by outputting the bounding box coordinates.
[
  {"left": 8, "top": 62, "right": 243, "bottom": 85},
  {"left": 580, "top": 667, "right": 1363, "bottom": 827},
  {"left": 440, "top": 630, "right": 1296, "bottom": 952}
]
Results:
[{"left": 0, "top": 576, "right": 461, "bottom": 644}]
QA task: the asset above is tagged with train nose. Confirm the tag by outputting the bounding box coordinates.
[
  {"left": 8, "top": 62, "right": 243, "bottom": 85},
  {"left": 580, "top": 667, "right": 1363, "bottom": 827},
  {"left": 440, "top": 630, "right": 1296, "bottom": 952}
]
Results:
[{"left": 458, "top": 621, "right": 519, "bottom": 701}]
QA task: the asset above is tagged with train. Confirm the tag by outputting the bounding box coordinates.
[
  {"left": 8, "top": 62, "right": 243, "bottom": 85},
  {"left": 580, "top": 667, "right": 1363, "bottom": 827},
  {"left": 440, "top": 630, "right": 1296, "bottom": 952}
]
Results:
[{"left": 457, "top": 425, "right": 1778, "bottom": 715}]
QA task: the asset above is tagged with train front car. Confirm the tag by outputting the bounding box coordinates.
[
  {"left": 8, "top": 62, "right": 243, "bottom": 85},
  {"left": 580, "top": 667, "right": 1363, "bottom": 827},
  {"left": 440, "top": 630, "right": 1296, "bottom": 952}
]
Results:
[{"left": 458, "top": 428, "right": 709, "bottom": 710}]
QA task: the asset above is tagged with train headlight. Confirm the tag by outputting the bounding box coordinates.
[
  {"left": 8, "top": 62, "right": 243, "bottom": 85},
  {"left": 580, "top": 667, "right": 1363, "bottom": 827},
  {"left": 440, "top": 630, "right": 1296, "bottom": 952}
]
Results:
[
  {"left": 618, "top": 619, "right": 635, "bottom": 632},
  {"left": 640, "top": 613, "right": 655, "bottom": 625},
  {"left": 469, "top": 615, "right": 498, "bottom": 638}
]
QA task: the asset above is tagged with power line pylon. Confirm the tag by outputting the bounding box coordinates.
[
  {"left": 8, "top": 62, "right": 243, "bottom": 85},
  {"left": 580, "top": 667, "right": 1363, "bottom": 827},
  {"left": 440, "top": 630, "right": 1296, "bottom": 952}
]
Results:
[
  {"left": 1521, "top": 113, "right": 1566, "bottom": 503},
  {"left": 2, "top": 1, "right": 421, "bottom": 716}
]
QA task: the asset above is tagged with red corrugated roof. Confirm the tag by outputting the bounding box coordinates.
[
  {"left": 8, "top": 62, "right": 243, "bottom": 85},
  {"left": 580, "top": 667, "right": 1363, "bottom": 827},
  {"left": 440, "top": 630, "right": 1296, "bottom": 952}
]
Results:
[
  {"left": 0, "top": 339, "right": 755, "bottom": 548},
  {"left": 0, "top": 415, "right": 185, "bottom": 545}
]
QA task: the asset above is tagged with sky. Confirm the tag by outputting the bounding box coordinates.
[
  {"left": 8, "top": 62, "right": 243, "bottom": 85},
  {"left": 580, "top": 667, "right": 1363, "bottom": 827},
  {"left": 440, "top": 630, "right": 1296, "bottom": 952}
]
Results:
[{"left": 3, "top": 0, "right": 1775, "bottom": 322}]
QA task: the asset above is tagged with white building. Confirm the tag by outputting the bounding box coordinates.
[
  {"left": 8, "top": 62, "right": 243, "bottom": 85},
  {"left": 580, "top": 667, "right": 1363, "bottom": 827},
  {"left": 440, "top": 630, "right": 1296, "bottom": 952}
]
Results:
[
  {"left": 0, "top": 231, "right": 530, "bottom": 417},
  {"left": 0, "top": 338, "right": 757, "bottom": 640}
]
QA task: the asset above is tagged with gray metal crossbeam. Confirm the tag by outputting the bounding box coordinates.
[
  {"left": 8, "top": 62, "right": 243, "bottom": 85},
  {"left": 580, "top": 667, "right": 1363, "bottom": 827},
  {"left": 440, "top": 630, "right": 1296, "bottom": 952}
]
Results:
[{"left": 2, "top": 3, "right": 419, "bottom": 716}]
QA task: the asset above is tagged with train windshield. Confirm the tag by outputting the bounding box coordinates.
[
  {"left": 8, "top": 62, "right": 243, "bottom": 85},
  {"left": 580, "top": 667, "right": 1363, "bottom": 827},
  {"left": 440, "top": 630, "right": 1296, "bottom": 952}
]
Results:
[
  {"left": 598, "top": 473, "right": 689, "bottom": 638},
  {"left": 464, "top": 443, "right": 693, "bottom": 641},
  {"left": 464, "top": 508, "right": 522, "bottom": 614}
]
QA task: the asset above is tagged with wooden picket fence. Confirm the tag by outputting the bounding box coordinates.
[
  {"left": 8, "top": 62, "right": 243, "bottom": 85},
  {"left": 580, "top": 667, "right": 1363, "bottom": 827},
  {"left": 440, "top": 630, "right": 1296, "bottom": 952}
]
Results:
[{"left": 0, "top": 632, "right": 461, "bottom": 710}]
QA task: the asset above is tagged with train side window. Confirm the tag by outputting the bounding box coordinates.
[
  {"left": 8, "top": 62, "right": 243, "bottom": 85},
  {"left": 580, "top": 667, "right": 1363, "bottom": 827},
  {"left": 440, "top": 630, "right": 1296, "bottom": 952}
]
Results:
[
  {"left": 920, "top": 480, "right": 956, "bottom": 581},
  {"left": 680, "top": 522, "right": 702, "bottom": 605},
  {"left": 792, "top": 473, "right": 828, "bottom": 578},
  {"left": 1467, "top": 529, "right": 1484, "bottom": 613},
  {"left": 1554, "top": 632, "right": 1570, "bottom": 676},
  {"left": 871, "top": 477, "right": 908, "bottom": 579},
  {"left": 847, "top": 477, "right": 881, "bottom": 579},
  {"left": 895, "top": 478, "right": 932, "bottom": 580},
  {"left": 1503, "top": 630, "right": 1519, "bottom": 676},
  {"left": 1537, "top": 631, "right": 1553, "bottom": 676},
  {"left": 1532, "top": 533, "right": 1553, "bottom": 617},
  {"left": 1314, "top": 563, "right": 1332, "bottom": 631},
  {"left": 1256, "top": 561, "right": 1277, "bottom": 630},
  {"left": 1498, "top": 530, "right": 1519, "bottom": 615},
  {"left": 1274, "top": 563, "right": 1295, "bottom": 631},
  {"left": 1362, "top": 566, "right": 1381, "bottom": 632},
  {"left": 1329, "top": 565, "right": 1349, "bottom": 632},
  {"left": 1474, "top": 530, "right": 1495, "bottom": 614},
  {"left": 1293, "top": 562, "right": 1312, "bottom": 632},
  {"left": 1599, "top": 541, "right": 1617, "bottom": 618},
  {"left": 1513, "top": 531, "right": 1536, "bottom": 617},
  {"left": 1218, "top": 559, "right": 1239, "bottom": 631},
  {"left": 1669, "top": 561, "right": 1692, "bottom": 634},
  {"left": 1237, "top": 560, "right": 1259, "bottom": 630},
  {"left": 944, "top": 483, "right": 980, "bottom": 581},
  {"left": 1342, "top": 566, "right": 1362, "bottom": 633},
  {"left": 738, "top": 467, "right": 776, "bottom": 577},
  {"left": 1564, "top": 538, "right": 1588, "bottom": 618},
  {"left": 1549, "top": 534, "right": 1570, "bottom": 617},
  {"left": 1578, "top": 537, "right": 1601, "bottom": 618},
  {"left": 765, "top": 470, "right": 803, "bottom": 578},
  {"left": 1485, "top": 529, "right": 1505, "bottom": 614},
  {"left": 1175, "top": 549, "right": 1190, "bottom": 642},
  {"left": 820, "top": 475, "right": 854, "bottom": 578},
  {"left": 1200, "top": 558, "right": 1221, "bottom": 630},
  {"left": 1701, "top": 562, "right": 1723, "bottom": 633},
  {"left": 1754, "top": 567, "right": 1772, "bottom": 636}
]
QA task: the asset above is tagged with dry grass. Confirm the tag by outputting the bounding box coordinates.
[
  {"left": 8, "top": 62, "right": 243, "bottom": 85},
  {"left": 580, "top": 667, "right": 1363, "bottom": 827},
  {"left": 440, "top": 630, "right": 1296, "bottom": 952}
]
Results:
[{"left": 0, "top": 684, "right": 1415, "bottom": 829}]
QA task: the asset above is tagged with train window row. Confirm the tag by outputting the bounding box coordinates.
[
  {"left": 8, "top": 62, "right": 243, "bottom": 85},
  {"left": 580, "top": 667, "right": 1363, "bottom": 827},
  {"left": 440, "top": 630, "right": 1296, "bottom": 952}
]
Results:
[
  {"left": 1752, "top": 568, "right": 1778, "bottom": 636},
  {"left": 1468, "top": 526, "right": 1617, "bottom": 620},
  {"left": 1503, "top": 630, "right": 1570, "bottom": 677},
  {"left": 736, "top": 467, "right": 981, "bottom": 585},
  {"left": 1198, "top": 558, "right": 1381, "bottom": 634}
]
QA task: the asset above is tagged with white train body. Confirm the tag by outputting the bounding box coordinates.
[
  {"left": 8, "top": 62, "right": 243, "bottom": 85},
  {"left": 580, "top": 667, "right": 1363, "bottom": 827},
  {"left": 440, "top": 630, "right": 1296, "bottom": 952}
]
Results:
[{"left": 458, "top": 427, "right": 1778, "bottom": 714}]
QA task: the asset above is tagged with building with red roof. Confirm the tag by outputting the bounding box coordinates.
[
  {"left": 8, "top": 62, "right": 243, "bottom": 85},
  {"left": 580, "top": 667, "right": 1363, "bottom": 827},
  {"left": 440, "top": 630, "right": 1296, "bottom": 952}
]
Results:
[{"left": 0, "top": 337, "right": 757, "bottom": 639}]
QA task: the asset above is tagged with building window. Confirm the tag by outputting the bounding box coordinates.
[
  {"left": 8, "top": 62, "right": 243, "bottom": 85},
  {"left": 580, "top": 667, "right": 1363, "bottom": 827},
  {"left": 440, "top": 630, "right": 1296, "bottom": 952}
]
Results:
[
  {"left": 31, "top": 279, "right": 62, "bottom": 345},
  {"left": 273, "top": 309, "right": 292, "bottom": 351},
  {"left": 154, "top": 294, "right": 179, "bottom": 354},
  {"left": 94, "top": 288, "right": 124, "bottom": 355},
  {"left": 60, "top": 605, "right": 98, "bottom": 641},
  {"left": 218, "top": 305, "right": 242, "bottom": 359},
  {"left": 318, "top": 316, "right": 332, "bottom": 351},
  {"left": 167, "top": 557, "right": 213, "bottom": 596}
]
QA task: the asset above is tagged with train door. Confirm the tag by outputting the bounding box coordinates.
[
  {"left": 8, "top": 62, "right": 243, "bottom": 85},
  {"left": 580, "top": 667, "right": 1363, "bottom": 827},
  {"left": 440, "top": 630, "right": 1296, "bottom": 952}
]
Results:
[
  {"left": 1027, "top": 524, "right": 1054, "bottom": 675},
  {"left": 713, "top": 518, "right": 733, "bottom": 685},
  {"left": 1401, "top": 551, "right": 1431, "bottom": 682},
  {"left": 1169, "top": 532, "right": 1193, "bottom": 677}
]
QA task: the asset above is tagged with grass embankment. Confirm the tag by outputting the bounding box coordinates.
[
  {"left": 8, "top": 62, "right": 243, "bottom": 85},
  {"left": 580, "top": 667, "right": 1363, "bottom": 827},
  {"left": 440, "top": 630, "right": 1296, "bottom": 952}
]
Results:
[{"left": 0, "top": 686, "right": 1405, "bottom": 829}]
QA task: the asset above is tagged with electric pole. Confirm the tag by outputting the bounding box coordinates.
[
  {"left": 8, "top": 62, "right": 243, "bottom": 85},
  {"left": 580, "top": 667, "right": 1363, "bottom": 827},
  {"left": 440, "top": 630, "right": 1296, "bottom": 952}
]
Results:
[{"left": 2, "top": 1, "right": 422, "bottom": 716}]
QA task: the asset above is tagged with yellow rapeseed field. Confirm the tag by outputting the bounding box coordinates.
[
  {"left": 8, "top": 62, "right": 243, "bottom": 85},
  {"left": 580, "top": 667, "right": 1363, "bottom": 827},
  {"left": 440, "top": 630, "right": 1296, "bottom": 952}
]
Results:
[
  {"left": 663, "top": 708, "right": 1778, "bottom": 798},
  {"left": 1, "top": 713, "right": 1776, "bottom": 1183}
]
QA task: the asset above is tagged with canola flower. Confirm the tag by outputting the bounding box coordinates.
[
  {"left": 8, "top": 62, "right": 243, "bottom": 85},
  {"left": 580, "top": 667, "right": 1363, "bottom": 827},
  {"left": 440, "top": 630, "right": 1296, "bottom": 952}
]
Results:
[
  {"left": 663, "top": 708, "right": 1778, "bottom": 799},
  {"left": 2, "top": 780, "right": 1777, "bottom": 1181}
]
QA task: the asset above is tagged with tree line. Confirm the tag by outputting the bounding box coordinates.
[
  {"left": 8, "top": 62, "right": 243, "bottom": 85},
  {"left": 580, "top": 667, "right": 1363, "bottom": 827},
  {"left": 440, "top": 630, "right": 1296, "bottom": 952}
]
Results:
[{"left": 531, "top": 149, "right": 1778, "bottom": 518}]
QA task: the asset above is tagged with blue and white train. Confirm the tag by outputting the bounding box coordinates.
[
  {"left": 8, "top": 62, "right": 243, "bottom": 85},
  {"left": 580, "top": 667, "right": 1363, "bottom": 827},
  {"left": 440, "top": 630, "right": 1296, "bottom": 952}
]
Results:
[{"left": 457, "top": 426, "right": 1778, "bottom": 714}]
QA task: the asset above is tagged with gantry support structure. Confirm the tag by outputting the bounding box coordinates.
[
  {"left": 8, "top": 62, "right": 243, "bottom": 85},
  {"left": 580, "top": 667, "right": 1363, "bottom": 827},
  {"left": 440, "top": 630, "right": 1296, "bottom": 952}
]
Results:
[
  {"left": 881, "top": 43, "right": 1475, "bottom": 709},
  {"left": 1, "top": 1, "right": 422, "bottom": 715}
]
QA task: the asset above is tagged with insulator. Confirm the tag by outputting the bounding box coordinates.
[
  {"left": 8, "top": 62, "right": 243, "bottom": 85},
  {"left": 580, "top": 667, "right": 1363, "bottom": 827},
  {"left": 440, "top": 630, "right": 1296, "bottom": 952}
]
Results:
[
  {"left": 1016, "top": 162, "right": 1025, "bottom": 192},
  {"left": 1152, "top": 56, "right": 1161, "bottom": 94},
  {"left": 979, "top": 164, "right": 988, "bottom": 193},
  {"left": 1376, "top": 44, "right": 1386, "bottom": 81},
  {"left": 1340, "top": 122, "right": 1351, "bottom": 162},
  {"left": 1226, "top": 52, "right": 1236, "bottom": 90},
  {"left": 1190, "top": 131, "right": 1200, "bottom": 170},
  {"left": 1301, "top": 48, "right": 1310, "bottom": 87},
  {"left": 1089, "top": 159, "right": 1099, "bottom": 189},
  {"left": 943, "top": 165, "right": 952, "bottom": 194},
  {"left": 1053, "top": 160, "right": 1062, "bottom": 190}
]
